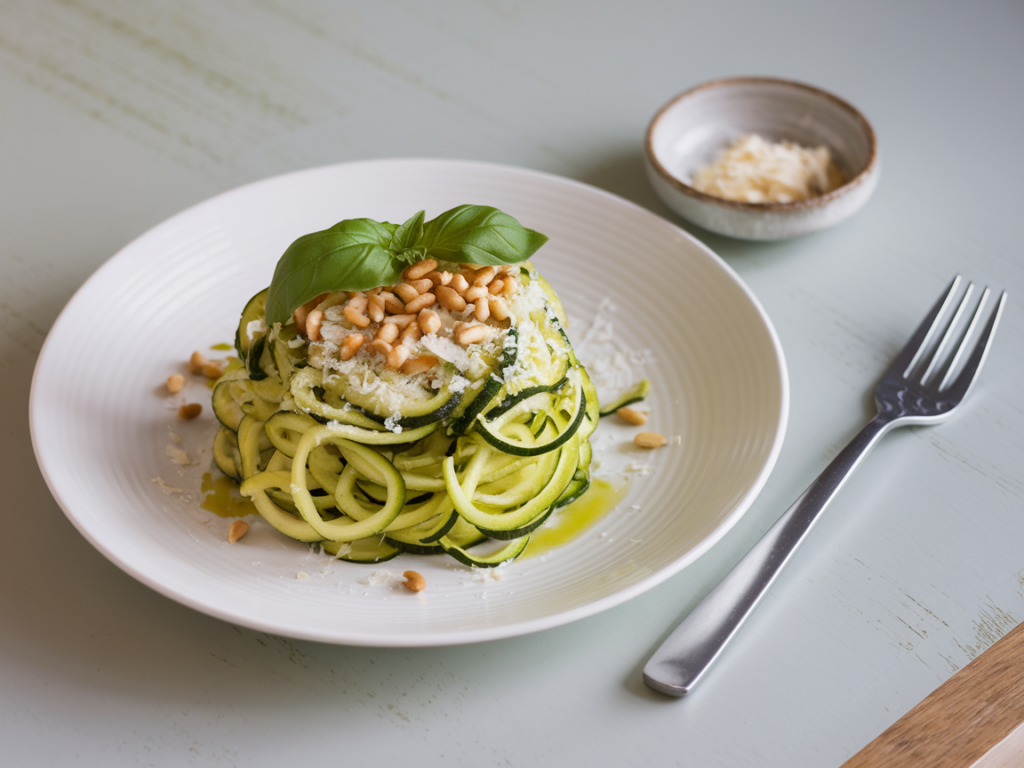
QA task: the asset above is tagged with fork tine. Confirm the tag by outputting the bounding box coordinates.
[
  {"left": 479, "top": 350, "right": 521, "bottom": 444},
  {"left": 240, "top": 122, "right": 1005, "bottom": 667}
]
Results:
[
  {"left": 888, "top": 275, "right": 962, "bottom": 379},
  {"left": 920, "top": 282, "right": 975, "bottom": 384},
  {"left": 941, "top": 289, "right": 1007, "bottom": 399},
  {"left": 935, "top": 287, "right": 988, "bottom": 389}
]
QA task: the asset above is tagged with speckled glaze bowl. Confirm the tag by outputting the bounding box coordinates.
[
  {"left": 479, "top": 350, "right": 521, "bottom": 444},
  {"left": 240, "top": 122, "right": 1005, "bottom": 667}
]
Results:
[{"left": 645, "top": 77, "right": 880, "bottom": 240}]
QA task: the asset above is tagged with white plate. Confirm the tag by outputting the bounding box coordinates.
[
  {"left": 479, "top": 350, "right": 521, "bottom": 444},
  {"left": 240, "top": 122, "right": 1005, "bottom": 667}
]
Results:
[{"left": 30, "top": 159, "right": 788, "bottom": 646}]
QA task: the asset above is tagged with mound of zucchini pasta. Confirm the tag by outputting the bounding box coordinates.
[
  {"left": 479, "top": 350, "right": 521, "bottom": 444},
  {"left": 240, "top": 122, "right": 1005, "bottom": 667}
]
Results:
[{"left": 212, "top": 246, "right": 599, "bottom": 567}]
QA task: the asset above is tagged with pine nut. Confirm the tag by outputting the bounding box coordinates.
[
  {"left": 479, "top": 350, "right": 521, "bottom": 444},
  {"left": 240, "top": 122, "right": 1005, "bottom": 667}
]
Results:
[
  {"left": 634, "top": 432, "right": 666, "bottom": 449},
  {"left": 188, "top": 351, "right": 208, "bottom": 374},
  {"left": 401, "top": 355, "right": 439, "bottom": 375},
  {"left": 343, "top": 304, "right": 371, "bottom": 328},
  {"left": 617, "top": 407, "right": 648, "bottom": 425},
  {"left": 450, "top": 273, "right": 469, "bottom": 293},
  {"left": 402, "top": 323, "right": 422, "bottom": 343},
  {"left": 386, "top": 344, "right": 410, "bottom": 370},
  {"left": 464, "top": 286, "right": 488, "bottom": 302},
  {"left": 340, "top": 334, "right": 365, "bottom": 360},
  {"left": 436, "top": 286, "right": 467, "bottom": 312},
  {"left": 403, "top": 259, "right": 437, "bottom": 281},
  {"left": 488, "top": 295, "right": 510, "bottom": 321},
  {"left": 501, "top": 278, "right": 518, "bottom": 296},
  {"left": 403, "top": 292, "right": 436, "bottom": 313},
  {"left": 366, "top": 339, "right": 392, "bottom": 357},
  {"left": 488, "top": 278, "right": 504, "bottom": 295},
  {"left": 294, "top": 292, "right": 328, "bottom": 330},
  {"left": 403, "top": 570, "right": 426, "bottom": 592},
  {"left": 473, "top": 298, "right": 490, "bottom": 322},
  {"left": 202, "top": 361, "right": 224, "bottom": 379},
  {"left": 386, "top": 313, "right": 417, "bottom": 329},
  {"left": 166, "top": 374, "right": 185, "bottom": 393},
  {"left": 394, "top": 283, "right": 420, "bottom": 304},
  {"left": 178, "top": 403, "right": 202, "bottom": 420},
  {"left": 347, "top": 294, "right": 368, "bottom": 311},
  {"left": 375, "top": 322, "right": 399, "bottom": 344},
  {"left": 306, "top": 309, "right": 324, "bottom": 341},
  {"left": 427, "top": 270, "right": 453, "bottom": 286},
  {"left": 366, "top": 286, "right": 382, "bottom": 296},
  {"left": 381, "top": 292, "right": 405, "bottom": 314},
  {"left": 408, "top": 278, "right": 433, "bottom": 295},
  {"left": 473, "top": 266, "right": 497, "bottom": 287},
  {"left": 418, "top": 309, "right": 442, "bottom": 335},
  {"left": 367, "top": 295, "right": 385, "bottom": 323},
  {"left": 227, "top": 520, "right": 249, "bottom": 543},
  {"left": 455, "top": 323, "right": 492, "bottom": 346}
]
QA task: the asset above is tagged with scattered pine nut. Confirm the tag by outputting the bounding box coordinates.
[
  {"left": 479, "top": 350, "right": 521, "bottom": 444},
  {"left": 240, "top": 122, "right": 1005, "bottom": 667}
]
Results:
[
  {"left": 188, "top": 351, "right": 207, "bottom": 373},
  {"left": 634, "top": 431, "right": 666, "bottom": 449},
  {"left": 166, "top": 374, "right": 185, "bottom": 394},
  {"left": 617, "top": 407, "right": 648, "bottom": 425},
  {"left": 201, "top": 361, "right": 224, "bottom": 379},
  {"left": 227, "top": 520, "right": 249, "bottom": 543},
  {"left": 403, "top": 570, "right": 426, "bottom": 592},
  {"left": 178, "top": 403, "right": 202, "bottom": 420}
]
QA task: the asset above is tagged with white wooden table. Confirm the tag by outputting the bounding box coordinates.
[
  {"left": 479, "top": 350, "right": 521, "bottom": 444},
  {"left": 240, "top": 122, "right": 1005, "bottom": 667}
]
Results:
[{"left": 3, "top": 2, "right": 1022, "bottom": 765}]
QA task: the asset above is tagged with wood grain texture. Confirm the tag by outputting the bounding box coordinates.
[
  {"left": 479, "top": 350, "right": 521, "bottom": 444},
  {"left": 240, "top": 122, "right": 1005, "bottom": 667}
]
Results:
[{"left": 843, "top": 622, "right": 1024, "bottom": 767}]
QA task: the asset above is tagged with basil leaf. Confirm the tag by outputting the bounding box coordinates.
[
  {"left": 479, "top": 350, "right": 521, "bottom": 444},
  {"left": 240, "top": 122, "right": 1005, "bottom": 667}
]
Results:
[
  {"left": 265, "top": 220, "right": 403, "bottom": 325},
  {"left": 264, "top": 206, "right": 548, "bottom": 326},
  {"left": 389, "top": 210, "right": 425, "bottom": 257},
  {"left": 421, "top": 205, "right": 548, "bottom": 265}
]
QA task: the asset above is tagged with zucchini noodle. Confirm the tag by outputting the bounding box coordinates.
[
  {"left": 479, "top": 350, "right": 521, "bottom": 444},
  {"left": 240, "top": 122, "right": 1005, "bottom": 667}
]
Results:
[{"left": 211, "top": 261, "right": 599, "bottom": 566}]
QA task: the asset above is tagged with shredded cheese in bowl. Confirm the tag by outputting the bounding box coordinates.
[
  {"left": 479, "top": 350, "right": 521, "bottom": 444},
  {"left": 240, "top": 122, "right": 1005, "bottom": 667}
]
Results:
[{"left": 692, "top": 134, "right": 846, "bottom": 204}]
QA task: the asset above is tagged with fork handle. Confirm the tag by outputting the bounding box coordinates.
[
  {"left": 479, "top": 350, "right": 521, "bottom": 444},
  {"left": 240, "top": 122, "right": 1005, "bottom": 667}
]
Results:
[{"left": 643, "top": 413, "right": 894, "bottom": 696}]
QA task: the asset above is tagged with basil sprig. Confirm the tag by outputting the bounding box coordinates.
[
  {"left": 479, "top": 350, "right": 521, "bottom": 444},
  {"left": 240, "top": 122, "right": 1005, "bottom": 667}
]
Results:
[{"left": 265, "top": 205, "right": 548, "bottom": 326}]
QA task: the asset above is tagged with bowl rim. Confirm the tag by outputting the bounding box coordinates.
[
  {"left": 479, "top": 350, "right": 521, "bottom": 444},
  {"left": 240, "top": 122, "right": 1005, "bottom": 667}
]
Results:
[{"left": 645, "top": 76, "right": 879, "bottom": 212}]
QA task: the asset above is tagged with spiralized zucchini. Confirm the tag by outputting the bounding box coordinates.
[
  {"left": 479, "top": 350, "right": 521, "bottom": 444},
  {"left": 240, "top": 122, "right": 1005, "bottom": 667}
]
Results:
[{"left": 212, "top": 261, "right": 599, "bottom": 566}]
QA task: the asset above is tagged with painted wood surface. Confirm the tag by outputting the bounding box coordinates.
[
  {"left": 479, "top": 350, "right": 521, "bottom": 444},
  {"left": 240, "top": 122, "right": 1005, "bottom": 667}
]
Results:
[{"left": 2, "top": 1, "right": 1022, "bottom": 766}]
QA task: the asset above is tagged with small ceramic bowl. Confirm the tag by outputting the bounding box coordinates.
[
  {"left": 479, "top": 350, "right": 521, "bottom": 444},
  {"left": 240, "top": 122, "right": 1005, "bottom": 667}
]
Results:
[{"left": 645, "top": 77, "right": 880, "bottom": 240}]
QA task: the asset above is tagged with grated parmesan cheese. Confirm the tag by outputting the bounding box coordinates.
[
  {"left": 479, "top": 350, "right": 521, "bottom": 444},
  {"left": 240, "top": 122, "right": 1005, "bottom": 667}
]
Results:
[{"left": 692, "top": 134, "right": 846, "bottom": 203}]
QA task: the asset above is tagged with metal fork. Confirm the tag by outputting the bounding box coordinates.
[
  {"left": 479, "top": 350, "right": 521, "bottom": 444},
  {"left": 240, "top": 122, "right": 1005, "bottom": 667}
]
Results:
[{"left": 643, "top": 276, "right": 1007, "bottom": 697}]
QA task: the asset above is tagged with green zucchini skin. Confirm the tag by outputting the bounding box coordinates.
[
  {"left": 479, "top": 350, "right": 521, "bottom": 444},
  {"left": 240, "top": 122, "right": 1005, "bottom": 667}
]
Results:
[
  {"left": 213, "top": 261, "right": 614, "bottom": 568},
  {"left": 597, "top": 378, "right": 651, "bottom": 417}
]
